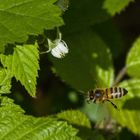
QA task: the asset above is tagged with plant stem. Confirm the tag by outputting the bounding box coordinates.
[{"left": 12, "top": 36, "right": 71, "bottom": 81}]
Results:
[{"left": 113, "top": 66, "right": 127, "bottom": 85}]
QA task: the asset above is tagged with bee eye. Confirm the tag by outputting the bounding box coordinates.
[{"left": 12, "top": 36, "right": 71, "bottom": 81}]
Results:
[{"left": 95, "top": 93, "right": 101, "bottom": 97}]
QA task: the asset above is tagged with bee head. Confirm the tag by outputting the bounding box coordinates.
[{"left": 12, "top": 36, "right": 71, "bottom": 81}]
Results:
[
  {"left": 94, "top": 89, "right": 102, "bottom": 98},
  {"left": 87, "top": 89, "right": 103, "bottom": 103}
]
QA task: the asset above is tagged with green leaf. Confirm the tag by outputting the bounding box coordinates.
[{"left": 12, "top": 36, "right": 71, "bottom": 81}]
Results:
[
  {"left": 57, "top": 110, "right": 105, "bottom": 140},
  {"left": 92, "top": 20, "right": 123, "bottom": 59},
  {"left": 0, "top": 0, "right": 63, "bottom": 52},
  {"left": 0, "top": 43, "right": 39, "bottom": 97},
  {"left": 57, "top": 110, "right": 91, "bottom": 128},
  {"left": 126, "top": 37, "right": 140, "bottom": 78},
  {"left": 0, "top": 68, "right": 12, "bottom": 94},
  {"left": 0, "top": 97, "right": 80, "bottom": 140},
  {"left": 0, "top": 96, "right": 25, "bottom": 115},
  {"left": 103, "top": 0, "right": 134, "bottom": 16},
  {"left": 109, "top": 79, "right": 140, "bottom": 135},
  {"left": 61, "top": 0, "right": 110, "bottom": 34},
  {"left": 57, "top": 0, "right": 69, "bottom": 11},
  {"left": 51, "top": 30, "right": 114, "bottom": 91}
]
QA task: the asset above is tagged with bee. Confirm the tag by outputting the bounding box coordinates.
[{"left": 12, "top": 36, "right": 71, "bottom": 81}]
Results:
[{"left": 86, "top": 87, "right": 128, "bottom": 109}]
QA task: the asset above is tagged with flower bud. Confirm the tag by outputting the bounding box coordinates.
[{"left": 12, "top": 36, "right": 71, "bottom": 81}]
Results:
[{"left": 51, "top": 40, "right": 69, "bottom": 58}]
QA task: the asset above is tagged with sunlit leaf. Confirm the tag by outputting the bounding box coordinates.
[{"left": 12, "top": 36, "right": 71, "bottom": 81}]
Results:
[
  {"left": 0, "top": 43, "right": 39, "bottom": 97},
  {"left": 57, "top": 110, "right": 105, "bottom": 140},
  {"left": 0, "top": 68, "right": 12, "bottom": 94},
  {"left": 0, "top": 0, "right": 63, "bottom": 52},
  {"left": 57, "top": 110, "right": 91, "bottom": 128},
  {"left": 103, "top": 0, "right": 134, "bottom": 16},
  {"left": 0, "top": 97, "right": 80, "bottom": 140},
  {"left": 126, "top": 37, "right": 140, "bottom": 78}
]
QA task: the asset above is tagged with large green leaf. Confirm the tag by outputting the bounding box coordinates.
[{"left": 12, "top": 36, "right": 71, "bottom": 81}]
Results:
[
  {"left": 92, "top": 20, "right": 123, "bottom": 59},
  {"left": 103, "top": 0, "right": 134, "bottom": 16},
  {"left": 126, "top": 37, "right": 140, "bottom": 78},
  {"left": 51, "top": 30, "right": 114, "bottom": 91},
  {"left": 0, "top": 43, "right": 39, "bottom": 97},
  {"left": 57, "top": 110, "right": 91, "bottom": 128},
  {"left": 0, "top": 97, "right": 80, "bottom": 140},
  {"left": 0, "top": 0, "right": 63, "bottom": 52},
  {"left": 109, "top": 79, "right": 140, "bottom": 135},
  {"left": 61, "top": 0, "right": 110, "bottom": 34},
  {"left": 0, "top": 68, "right": 12, "bottom": 94},
  {"left": 57, "top": 110, "right": 105, "bottom": 140}
]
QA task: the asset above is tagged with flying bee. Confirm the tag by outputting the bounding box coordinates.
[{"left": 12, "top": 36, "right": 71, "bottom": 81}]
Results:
[{"left": 86, "top": 87, "right": 128, "bottom": 109}]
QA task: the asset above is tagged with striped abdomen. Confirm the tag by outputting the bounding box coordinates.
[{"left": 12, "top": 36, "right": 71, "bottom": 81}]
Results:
[{"left": 106, "top": 87, "right": 128, "bottom": 99}]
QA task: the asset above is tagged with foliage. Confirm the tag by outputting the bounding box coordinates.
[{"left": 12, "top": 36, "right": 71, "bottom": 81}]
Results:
[
  {"left": 57, "top": 110, "right": 105, "bottom": 140},
  {"left": 0, "top": 97, "right": 80, "bottom": 140},
  {"left": 110, "top": 79, "right": 140, "bottom": 135},
  {"left": 126, "top": 37, "right": 140, "bottom": 78},
  {"left": 61, "top": 0, "right": 110, "bottom": 33},
  {"left": 103, "top": 0, "right": 134, "bottom": 15},
  {"left": 0, "top": 68, "right": 12, "bottom": 93},
  {"left": 51, "top": 30, "right": 114, "bottom": 91},
  {"left": 57, "top": 110, "right": 91, "bottom": 128},
  {"left": 0, "top": 43, "right": 39, "bottom": 97},
  {"left": 0, "top": 0, "right": 63, "bottom": 52},
  {"left": 0, "top": 0, "right": 139, "bottom": 139},
  {"left": 109, "top": 37, "right": 140, "bottom": 135}
]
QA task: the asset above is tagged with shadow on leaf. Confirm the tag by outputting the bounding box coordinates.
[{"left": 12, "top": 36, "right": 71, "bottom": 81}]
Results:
[{"left": 122, "top": 97, "right": 140, "bottom": 110}]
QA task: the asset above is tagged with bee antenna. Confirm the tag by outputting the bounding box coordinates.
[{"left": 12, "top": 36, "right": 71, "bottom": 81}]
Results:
[
  {"left": 106, "top": 100, "right": 118, "bottom": 110},
  {"left": 77, "top": 90, "right": 87, "bottom": 98}
]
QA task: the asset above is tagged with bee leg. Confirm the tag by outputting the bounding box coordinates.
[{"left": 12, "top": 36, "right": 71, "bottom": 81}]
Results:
[{"left": 106, "top": 100, "right": 118, "bottom": 110}]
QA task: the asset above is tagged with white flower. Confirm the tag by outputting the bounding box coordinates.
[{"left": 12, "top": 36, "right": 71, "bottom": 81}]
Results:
[
  {"left": 51, "top": 40, "right": 69, "bottom": 58},
  {"left": 41, "top": 32, "right": 69, "bottom": 58}
]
